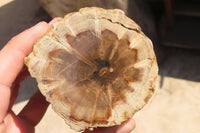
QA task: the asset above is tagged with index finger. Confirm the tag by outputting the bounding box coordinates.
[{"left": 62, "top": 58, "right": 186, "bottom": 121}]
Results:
[
  {"left": 0, "top": 22, "right": 49, "bottom": 122},
  {"left": 0, "top": 22, "right": 49, "bottom": 87}
]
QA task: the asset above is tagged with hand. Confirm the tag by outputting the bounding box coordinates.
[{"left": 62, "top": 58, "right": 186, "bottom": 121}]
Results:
[
  {"left": 0, "top": 19, "right": 135, "bottom": 133},
  {"left": 0, "top": 21, "right": 50, "bottom": 133}
]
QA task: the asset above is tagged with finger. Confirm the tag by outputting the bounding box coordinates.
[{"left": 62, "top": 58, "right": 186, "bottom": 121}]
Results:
[
  {"left": 116, "top": 118, "right": 135, "bottom": 133},
  {"left": 2, "top": 111, "right": 34, "bottom": 133},
  {"left": 84, "top": 126, "right": 118, "bottom": 133},
  {"left": 17, "top": 90, "right": 49, "bottom": 126},
  {"left": 84, "top": 118, "right": 135, "bottom": 133},
  {"left": 49, "top": 17, "right": 62, "bottom": 25},
  {"left": 0, "top": 22, "right": 49, "bottom": 88},
  {"left": 0, "top": 85, "right": 11, "bottom": 124},
  {"left": 0, "top": 22, "right": 49, "bottom": 123}
]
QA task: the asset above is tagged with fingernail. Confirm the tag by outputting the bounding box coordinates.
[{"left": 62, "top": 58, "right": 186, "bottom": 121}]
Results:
[
  {"left": 116, "top": 119, "right": 135, "bottom": 133},
  {"left": 32, "top": 21, "right": 50, "bottom": 33},
  {"left": 34, "top": 21, "right": 48, "bottom": 28},
  {"left": 49, "top": 17, "right": 63, "bottom": 25},
  {"left": 27, "top": 21, "right": 49, "bottom": 32}
]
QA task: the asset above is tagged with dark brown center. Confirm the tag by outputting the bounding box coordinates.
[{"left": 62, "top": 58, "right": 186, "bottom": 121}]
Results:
[{"left": 46, "top": 29, "right": 141, "bottom": 124}]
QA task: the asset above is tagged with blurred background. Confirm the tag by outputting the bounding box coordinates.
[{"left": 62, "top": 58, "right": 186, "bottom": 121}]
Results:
[{"left": 1, "top": 0, "right": 200, "bottom": 132}]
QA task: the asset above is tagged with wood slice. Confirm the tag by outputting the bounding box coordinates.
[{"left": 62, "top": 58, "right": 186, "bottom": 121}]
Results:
[{"left": 25, "top": 7, "right": 158, "bottom": 132}]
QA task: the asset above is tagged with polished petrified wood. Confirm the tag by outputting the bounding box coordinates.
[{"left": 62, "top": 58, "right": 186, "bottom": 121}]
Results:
[{"left": 25, "top": 7, "right": 158, "bottom": 131}]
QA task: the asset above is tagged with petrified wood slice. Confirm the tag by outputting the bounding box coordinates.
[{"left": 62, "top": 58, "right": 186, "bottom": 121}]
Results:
[{"left": 25, "top": 7, "right": 158, "bottom": 131}]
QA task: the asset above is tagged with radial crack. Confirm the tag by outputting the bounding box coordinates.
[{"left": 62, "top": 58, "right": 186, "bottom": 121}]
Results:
[{"left": 101, "top": 17, "right": 140, "bottom": 32}]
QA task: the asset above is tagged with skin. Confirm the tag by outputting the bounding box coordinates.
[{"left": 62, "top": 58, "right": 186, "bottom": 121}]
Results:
[{"left": 0, "top": 18, "right": 135, "bottom": 133}]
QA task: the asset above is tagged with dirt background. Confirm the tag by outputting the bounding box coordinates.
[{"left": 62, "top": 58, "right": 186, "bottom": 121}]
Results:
[{"left": 1, "top": 0, "right": 200, "bottom": 133}]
